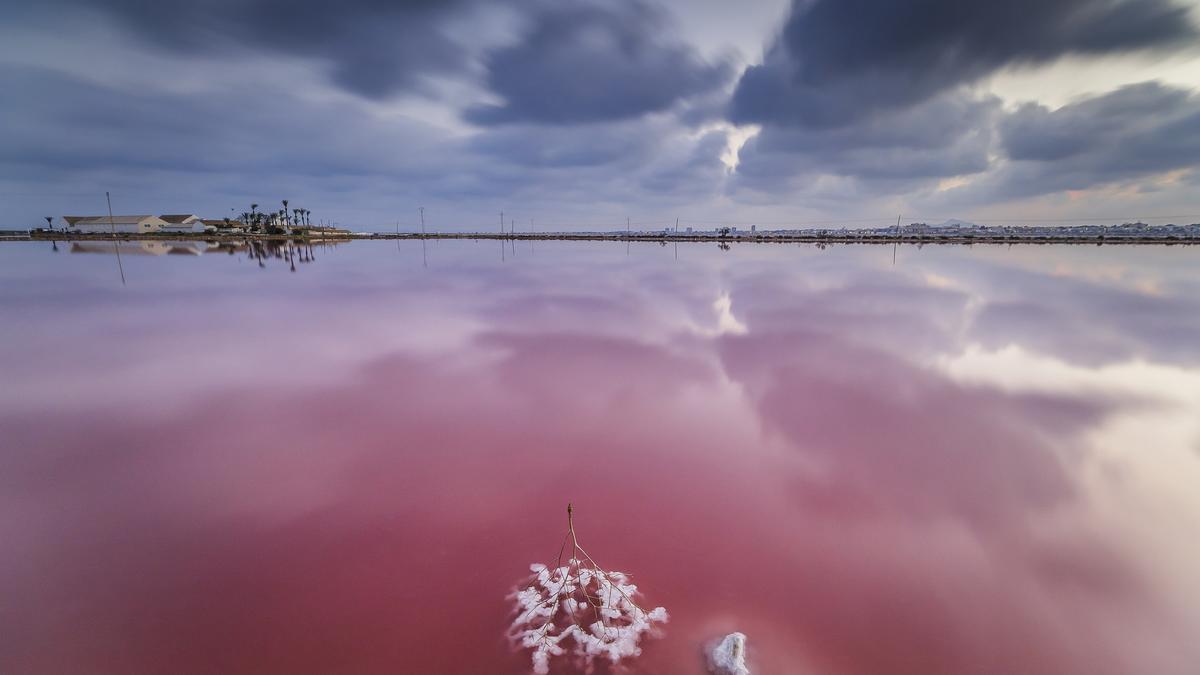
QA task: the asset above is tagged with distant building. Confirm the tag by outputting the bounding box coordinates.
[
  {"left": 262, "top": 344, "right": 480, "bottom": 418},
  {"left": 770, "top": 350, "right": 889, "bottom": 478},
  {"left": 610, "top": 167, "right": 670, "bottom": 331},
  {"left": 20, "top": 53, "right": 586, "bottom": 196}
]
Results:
[
  {"left": 202, "top": 219, "right": 245, "bottom": 233},
  {"left": 750, "top": 225, "right": 756, "bottom": 233},
  {"left": 66, "top": 215, "right": 168, "bottom": 234},
  {"left": 158, "top": 214, "right": 205, "bottom": 233}
]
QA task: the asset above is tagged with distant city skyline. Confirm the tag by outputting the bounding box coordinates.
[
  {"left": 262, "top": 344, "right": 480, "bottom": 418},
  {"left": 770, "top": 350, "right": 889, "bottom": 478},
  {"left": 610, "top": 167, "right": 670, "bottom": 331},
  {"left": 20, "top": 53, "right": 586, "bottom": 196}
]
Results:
[{"left": 3, "top": 0, "right": 1199, "bottom": 230}]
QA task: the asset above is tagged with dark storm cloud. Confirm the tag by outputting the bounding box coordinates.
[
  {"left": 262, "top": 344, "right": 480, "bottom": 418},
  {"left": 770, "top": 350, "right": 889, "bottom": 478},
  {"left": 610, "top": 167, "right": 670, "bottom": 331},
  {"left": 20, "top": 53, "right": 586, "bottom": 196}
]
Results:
[
  {"left": 1001, "top": 82, "right": 1200, "bottom": 173},
  {"left": 940, "top": 82, "right": 1200, "bottom": 203},
  {"left": 732, "top": 92, "right": 999, "bottom": 193},
  {"left": 28, "top": 0, "right": 473, "bottom": 98},
  {"left": 465, "top": 1, "right": 733, "bottom": 125},
  {"left": 730, "top": 0, "right": 1197, "bottom": 128}
]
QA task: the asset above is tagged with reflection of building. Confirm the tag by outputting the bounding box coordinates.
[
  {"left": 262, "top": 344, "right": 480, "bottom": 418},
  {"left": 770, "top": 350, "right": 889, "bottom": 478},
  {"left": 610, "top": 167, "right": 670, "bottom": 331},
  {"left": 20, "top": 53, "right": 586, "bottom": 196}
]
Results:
[
  {"left": 159, "top": 214, "right": 205, "bottom": 233},
  {"left": 66, "top": 215, "right": 168, "bottom": 234},
  {"left": 70, "top": 241, "right": 210, "bottom": 255}
]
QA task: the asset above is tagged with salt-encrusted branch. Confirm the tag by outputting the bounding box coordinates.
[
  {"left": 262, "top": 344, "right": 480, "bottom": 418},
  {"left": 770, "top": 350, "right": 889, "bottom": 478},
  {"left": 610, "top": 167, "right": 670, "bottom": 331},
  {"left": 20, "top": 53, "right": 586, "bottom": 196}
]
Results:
[{"left": 510, "top": 504, "right": 669, "bottom": 674}]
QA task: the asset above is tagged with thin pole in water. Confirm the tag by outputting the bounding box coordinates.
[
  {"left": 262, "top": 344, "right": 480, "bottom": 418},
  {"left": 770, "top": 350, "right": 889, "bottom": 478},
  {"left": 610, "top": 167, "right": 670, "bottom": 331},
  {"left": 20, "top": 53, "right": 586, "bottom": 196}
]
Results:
[
  {"left": 106, "top": 191, "right": 125, "bottom": 285},
  {"left": 894, "top": 214, "right": 901, "bottom": 265}
]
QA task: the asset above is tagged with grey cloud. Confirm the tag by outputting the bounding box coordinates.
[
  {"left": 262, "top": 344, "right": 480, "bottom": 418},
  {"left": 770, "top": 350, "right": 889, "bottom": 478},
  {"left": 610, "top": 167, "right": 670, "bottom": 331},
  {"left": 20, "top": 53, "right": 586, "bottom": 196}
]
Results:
[
  {"left": 28, "top": 0, "right": 474, "bottom": 99},
  {"left": 0, "top": 65, "right": 449, "bottom": 179},
  {"left": 465, "top": 1, "right": 732, "bottom": 125},
  {"left": 730, "top": 0, "right": 1197, "bottom": 128},
  {"left": 25, "top": 0, "right": 734, "bottom": 120},
  {"left": 732, "top": 92, "right": 1000, "bottom": 194},
  {"left": 468, "top": 123, "right": 654, "bottom": 169},
  {"left": 0, "top": 60, "right": 731, "bottom": 227},
  {"left": 1001, "top": 82, "right": 1200, "bottom": 167},
  {"left": 944, "top": 82, "right": 1200, "bottom": 202}
]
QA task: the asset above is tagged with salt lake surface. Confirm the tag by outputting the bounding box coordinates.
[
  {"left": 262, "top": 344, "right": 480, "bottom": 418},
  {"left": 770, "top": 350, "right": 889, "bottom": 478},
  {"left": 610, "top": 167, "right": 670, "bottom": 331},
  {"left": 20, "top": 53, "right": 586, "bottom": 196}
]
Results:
[{"left": 2, "top": 239, "right": 1200, "bottom": 674}]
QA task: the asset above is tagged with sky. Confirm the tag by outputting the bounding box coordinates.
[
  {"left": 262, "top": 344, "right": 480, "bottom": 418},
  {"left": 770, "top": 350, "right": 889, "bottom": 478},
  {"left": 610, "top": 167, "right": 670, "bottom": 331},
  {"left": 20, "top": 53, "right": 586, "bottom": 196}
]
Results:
[{"left": 2, "top": 0, "right": 1199, "bottom": 231}]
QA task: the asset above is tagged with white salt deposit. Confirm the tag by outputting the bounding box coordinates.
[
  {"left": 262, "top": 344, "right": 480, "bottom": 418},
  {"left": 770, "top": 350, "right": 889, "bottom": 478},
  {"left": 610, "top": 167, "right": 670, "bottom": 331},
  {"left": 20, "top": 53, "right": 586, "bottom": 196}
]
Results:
[{"left": 708, "top": 632, "right": 750, "bottom": 675}]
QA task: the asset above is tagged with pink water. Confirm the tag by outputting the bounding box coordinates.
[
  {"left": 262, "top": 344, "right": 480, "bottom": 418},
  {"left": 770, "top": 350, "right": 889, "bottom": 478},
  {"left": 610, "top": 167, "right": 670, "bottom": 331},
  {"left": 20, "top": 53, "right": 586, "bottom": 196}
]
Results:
[{"left": 2, "top": 240, "right": 1199, "bottom": 674}]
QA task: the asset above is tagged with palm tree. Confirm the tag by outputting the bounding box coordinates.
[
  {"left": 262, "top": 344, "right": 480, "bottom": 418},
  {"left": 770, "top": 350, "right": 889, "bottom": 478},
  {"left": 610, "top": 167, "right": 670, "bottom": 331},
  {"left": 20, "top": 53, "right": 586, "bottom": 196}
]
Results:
[
  {"left": 44, "top": 216, "right": 53, "bottom": 231},
  {"left": 281, "top": 200, "right": 289, "bottom": 230},
  {"left": 250, "top": 203, "right": 258, "bottom": 224}
]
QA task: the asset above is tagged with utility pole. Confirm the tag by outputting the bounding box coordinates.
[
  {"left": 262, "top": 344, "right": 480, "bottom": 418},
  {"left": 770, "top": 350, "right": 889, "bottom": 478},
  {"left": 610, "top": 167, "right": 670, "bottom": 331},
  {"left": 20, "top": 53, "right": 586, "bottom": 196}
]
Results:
[
  {"left": 419, "top": 206, "right": 425, "bottom": 235},
  {"left": 500, "top": 211, "right": 504, "bottom": 236},
  {"left": 106, "top": 191, "right": 125, "bottom": 285}
]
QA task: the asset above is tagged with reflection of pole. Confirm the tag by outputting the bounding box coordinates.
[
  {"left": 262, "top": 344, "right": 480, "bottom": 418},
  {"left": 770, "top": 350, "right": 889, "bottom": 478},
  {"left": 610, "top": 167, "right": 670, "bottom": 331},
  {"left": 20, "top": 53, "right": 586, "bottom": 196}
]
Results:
[{"left": 106, "top": 191, "right": 125, "bottom": 285}]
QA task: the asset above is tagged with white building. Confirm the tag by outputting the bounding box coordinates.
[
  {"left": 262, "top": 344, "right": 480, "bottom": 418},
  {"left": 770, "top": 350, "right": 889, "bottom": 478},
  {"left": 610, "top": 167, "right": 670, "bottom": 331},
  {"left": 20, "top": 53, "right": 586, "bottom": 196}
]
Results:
[
  {"left": 66, "top": 215, "right": 168, "bottom": 234},
  {"left": 158, "top": 214, "right": 205, "bottom": 233}
]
